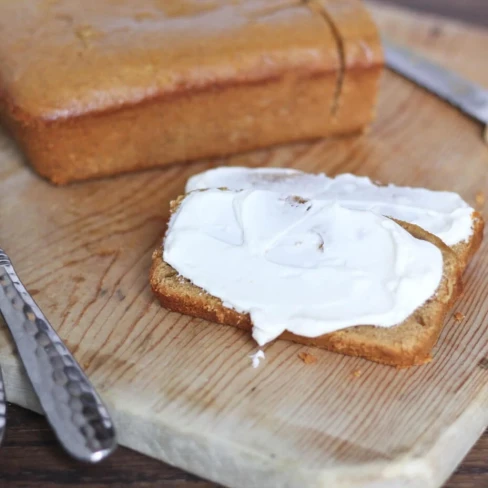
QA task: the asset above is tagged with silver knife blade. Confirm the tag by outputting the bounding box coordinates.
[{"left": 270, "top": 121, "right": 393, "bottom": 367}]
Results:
[{"left": 384, "top": 39, "right": 488, "bottom": 139}]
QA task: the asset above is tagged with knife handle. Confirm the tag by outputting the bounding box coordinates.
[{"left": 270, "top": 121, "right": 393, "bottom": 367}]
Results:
[
  {"left": 0, "top": 366, "right": 6, "bottom": 445},
  {"left": 0, "top": 249, "right": 117, "bottom": 463}
]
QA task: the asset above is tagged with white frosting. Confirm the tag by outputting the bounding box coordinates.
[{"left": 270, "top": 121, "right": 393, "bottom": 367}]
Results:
[
  {"left": 164, "top": 189, "right": 443, "bottom": 346},
  {"left": 186, "top": 167, "right": 474, "bottom": 247},
  {"left": 249, "top": 350, "right": 265, "bottom": 368}
]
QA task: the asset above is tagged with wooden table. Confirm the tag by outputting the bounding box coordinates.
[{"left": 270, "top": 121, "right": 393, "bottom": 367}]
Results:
[{"left": 1, "top": 1, "right": 487, "bottom": 487}]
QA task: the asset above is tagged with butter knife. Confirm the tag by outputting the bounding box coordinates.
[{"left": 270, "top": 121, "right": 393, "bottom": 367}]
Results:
[
  {"left": 384, "top": 39, "right": 488, "bottom": 142},
  {"left": 0, "top": 248, "right": 117, "bottom": 462}
]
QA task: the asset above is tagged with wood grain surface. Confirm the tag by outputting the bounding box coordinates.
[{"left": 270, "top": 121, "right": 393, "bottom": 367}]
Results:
[{"left": 0, "top": 1, "right": 487, "bottom": 487}]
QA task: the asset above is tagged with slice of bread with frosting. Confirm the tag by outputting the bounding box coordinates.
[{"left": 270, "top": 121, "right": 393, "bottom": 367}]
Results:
[
  {"left": 150, "top": 189, "right": 463, "bottom": 368},
  {"left": 186, "top": 167, "right": 484, "bottom": 273}
]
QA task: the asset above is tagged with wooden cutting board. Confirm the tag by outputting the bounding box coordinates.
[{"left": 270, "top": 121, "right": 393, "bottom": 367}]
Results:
[{"left": 0, "top": 3, "right": 487, "bottom": 487}]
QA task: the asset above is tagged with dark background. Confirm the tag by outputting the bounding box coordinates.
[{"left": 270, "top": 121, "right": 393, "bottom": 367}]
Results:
[{"left": 1, "top": 1, "right": 488, "bottom": 487}]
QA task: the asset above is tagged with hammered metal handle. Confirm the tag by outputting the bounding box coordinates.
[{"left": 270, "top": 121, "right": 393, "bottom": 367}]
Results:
[
  {"left": 0, "top": 249, "right": 116, "bottom": 462},
  {"left": 0, "top": 366, "right": 6, "bottom": 444}
]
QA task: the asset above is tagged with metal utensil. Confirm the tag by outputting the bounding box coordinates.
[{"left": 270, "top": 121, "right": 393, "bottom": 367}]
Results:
[
  {"left": 384, "top": 39, "right": 488, "bottom": 142},
  {"left": 0, "top": 248, "right": 117, "bottom": 462},
  {"left": 0, "top": 366, "right": 6, "bottom": 444}
]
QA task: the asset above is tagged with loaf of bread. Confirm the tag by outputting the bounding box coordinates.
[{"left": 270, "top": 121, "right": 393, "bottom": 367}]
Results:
[
  {"left": 150, "top": 191, "right": 463, "bottom": 368},
  {"left": 0, "top": 0, "right": 382, "bottom": 184}
]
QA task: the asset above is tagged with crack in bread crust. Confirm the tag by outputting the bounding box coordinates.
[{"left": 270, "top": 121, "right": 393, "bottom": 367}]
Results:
[{"left": 303, "top": 0, "right": 346, "bottom": 116}]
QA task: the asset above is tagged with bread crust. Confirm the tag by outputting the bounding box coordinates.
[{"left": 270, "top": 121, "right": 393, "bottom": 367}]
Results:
[
  {"left": 453, "top": 211, "right": 485, "bottom": 272},
  {"left": 0, "top": 75, "right": 340, "bottom": 184},
  {"left": 150, "top": 218, "right": 463, "bottom": 368}
]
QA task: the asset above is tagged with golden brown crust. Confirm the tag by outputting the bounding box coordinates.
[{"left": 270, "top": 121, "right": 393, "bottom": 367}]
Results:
[
  {"left": 0, "top": 0, "right": 342, "bottom": 120},
  {"left": 0, "top": 0, "right": 382, "bottom": 184},
  {"left": 452, "top": 211, "right": 485, "bottom": 273},
  {"left": 0, "top": 75, "right": 338, "bottom": 184},
  {"left": 150, "top": 217, "right": 463, "bottom": 368}
]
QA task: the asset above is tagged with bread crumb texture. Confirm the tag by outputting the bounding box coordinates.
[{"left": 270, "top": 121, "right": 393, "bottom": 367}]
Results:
[
  {"left": 298, "top": 351, "right": 318, "bottom": 364},
  {"left": 454, "top": 312, "right": 465, "bottom": 322}
]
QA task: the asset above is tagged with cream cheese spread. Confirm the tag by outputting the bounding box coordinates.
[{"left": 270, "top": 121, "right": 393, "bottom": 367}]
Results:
[
  {"left": 164, "top": 189, "right": 443, "bottom": 346},
  {"left": 186, "top": 167, "right": 474, "bottom": 247},
  {"left": 249, "top": 350, "right": 265, "bottom": 368}
]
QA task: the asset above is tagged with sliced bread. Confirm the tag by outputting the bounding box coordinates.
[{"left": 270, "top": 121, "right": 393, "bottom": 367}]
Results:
[
  {"left": 150, "top": 193, "right": 463, "bottom": 368},
  {"left": 186, "top": 167, "right": 484, "bottom": 273}
]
